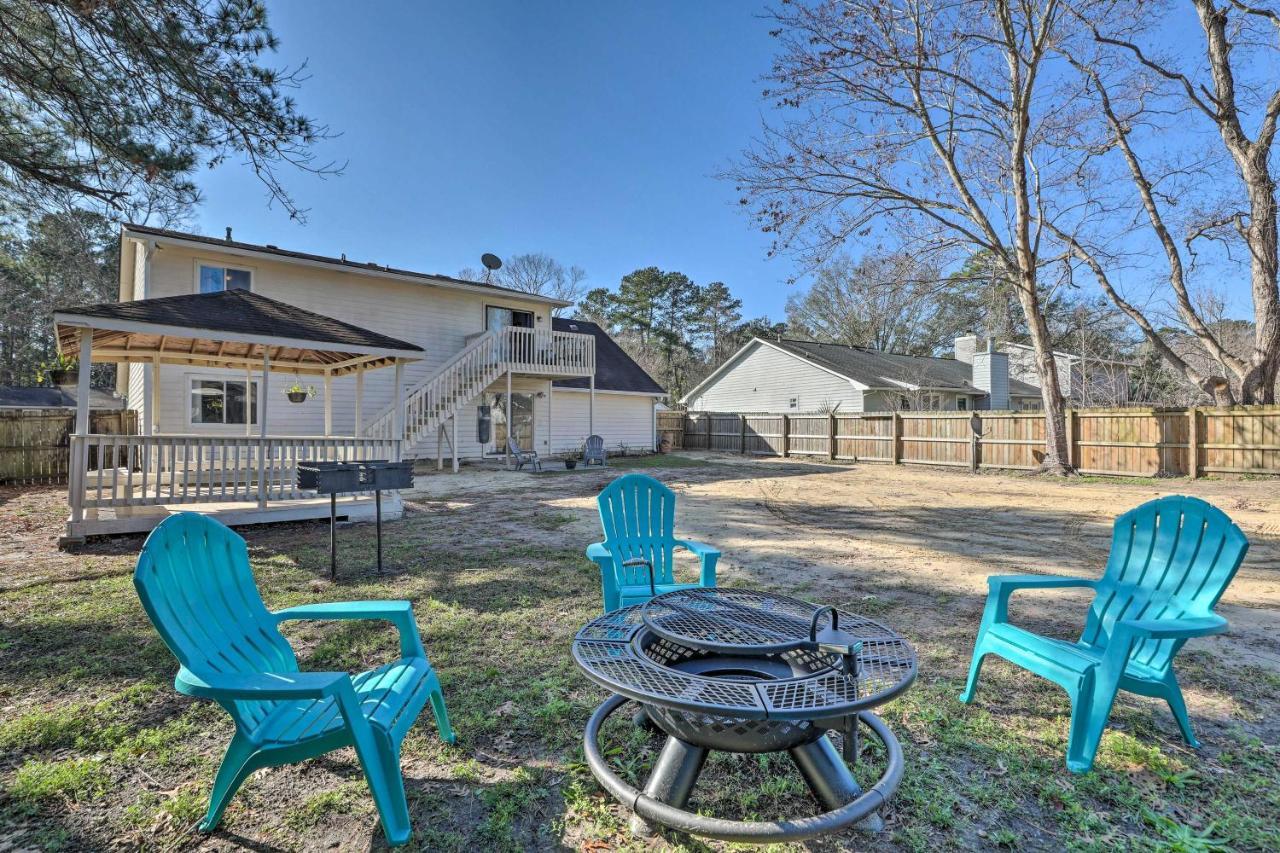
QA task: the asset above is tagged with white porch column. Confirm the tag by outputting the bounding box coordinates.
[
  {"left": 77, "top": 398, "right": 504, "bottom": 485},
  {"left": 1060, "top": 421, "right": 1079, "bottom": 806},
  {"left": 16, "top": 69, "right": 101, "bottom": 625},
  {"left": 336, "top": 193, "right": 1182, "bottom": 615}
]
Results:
[
  {"left": 69, "top": 328, "right": 93, "bottom": 525},
  {"left": 257, "top": 349, "right": 270, "bottom": 508},
  {"left": 149, "top": 356, "right": 160, "bottom": 436},
  {"left": 451, "top": 412, "right": 459, "bottom": 473},
  {"left": 354, "top": 364, "right": 364, "bottom": 437},
  {"left": 546, "top": 380, "right": 553, "bottom": 456},
  {"left": 245, "top": 366, "right": 253, "bottom": 437},
  {"left": 505, "top": 371, "right": 513, "bottom": 469},
  {"left": 589, "top": 374, "right": 595, "bottom": 437},
  {"left": 323, "top": 370, "right": 333, "bottom": 437},
  {"left": 392, "top": 360, "right": 405, "bottom": 459}
]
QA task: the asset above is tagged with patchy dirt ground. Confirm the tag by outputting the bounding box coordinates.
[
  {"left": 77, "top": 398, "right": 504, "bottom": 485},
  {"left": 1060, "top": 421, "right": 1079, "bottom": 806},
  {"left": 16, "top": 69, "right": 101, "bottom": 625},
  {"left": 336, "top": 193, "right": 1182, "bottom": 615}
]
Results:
[{"left": 1, "top": 454, "right": 1277, "bottom": 851}]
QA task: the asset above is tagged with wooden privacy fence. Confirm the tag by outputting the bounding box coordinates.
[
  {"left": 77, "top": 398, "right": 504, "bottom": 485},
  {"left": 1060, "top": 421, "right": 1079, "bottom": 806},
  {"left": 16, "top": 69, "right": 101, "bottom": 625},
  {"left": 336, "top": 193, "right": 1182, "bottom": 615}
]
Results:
[
  {"left": 680, "top": 406, "right": 1280, "bottom": 478},
  {"left": 0, "top": 409, "right": 138, "bottom": 485}
]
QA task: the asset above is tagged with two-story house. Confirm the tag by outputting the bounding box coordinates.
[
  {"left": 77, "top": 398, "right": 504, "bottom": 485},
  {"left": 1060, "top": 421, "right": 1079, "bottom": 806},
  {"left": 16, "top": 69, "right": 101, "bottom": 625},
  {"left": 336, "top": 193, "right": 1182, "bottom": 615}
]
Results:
[{"left": 52, "top": 224, "right": 664, "bottom": 541}]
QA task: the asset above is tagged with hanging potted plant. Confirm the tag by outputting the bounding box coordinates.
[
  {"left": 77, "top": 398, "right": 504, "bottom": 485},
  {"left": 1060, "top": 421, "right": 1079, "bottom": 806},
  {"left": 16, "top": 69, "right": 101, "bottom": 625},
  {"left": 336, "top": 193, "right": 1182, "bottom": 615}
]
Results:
[
  {"left": 44, "top": 354, "right": 78, "bottom": 386},
  {"left": 283, "top": 382, "right": 316, "bottom": 404}
]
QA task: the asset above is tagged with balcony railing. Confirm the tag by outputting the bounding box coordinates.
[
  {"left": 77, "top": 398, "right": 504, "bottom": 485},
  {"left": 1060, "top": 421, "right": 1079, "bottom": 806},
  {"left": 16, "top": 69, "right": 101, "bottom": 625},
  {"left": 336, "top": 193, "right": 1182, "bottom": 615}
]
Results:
[{"left": 498, "top": 327, "right": 595, "bottom": 377}]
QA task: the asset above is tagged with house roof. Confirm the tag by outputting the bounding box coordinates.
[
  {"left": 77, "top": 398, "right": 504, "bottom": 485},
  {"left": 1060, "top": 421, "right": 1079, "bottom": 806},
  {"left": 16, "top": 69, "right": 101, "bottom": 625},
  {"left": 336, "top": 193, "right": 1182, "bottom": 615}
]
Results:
[
  {"left": 683, "top": 337, "right": 1041, "bottom": 402},
  {"left": 0, "top": 386, "right": 124, "bottom": 409},
  {"left": 999, "top": 340, "right": 1135, "bottom": 367},
  {"left": 54, "top": 289, "right": 423, "bottom": 376},
  {"left": 122, "top": 223, "right": 572, "bottom": 307},
  {"left": 551, "top": 318, "right": 665, "bottom": 395}
]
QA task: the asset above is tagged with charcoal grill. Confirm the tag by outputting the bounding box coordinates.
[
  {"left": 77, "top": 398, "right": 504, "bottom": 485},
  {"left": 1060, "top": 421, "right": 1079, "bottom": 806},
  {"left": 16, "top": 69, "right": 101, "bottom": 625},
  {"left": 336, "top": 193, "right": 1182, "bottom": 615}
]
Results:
[
  {"left": 296, "top": 460, "right": 413, "bottom": 578},
  {"left": 572, "top": 588, "right": 916, "bottom": 843}
]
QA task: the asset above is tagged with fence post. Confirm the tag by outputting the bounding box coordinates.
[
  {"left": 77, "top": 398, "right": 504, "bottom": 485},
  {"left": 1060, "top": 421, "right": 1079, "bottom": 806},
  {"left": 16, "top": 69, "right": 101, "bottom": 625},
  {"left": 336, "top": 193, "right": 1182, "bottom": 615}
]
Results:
[
  {"left": 892, "top": 412, "right": 902, "bottom": 464},
  {"left": 828, "top": 413, "right": 837, "bottom": 460},
  {"left": 781, "top": 414, "right": 790, "bottom": 458},
  {"left": 969, "top": 414, "right": 979, "bottom": 473},
  {"left": 1188, "top": 407, "right": 1200, "bottom": 479},
  {"left": 1065, "top": 409, "right": 1076, "bottom": 470},
  {"left": 740, "top": 414, "right": 747, "bottom": 455}
]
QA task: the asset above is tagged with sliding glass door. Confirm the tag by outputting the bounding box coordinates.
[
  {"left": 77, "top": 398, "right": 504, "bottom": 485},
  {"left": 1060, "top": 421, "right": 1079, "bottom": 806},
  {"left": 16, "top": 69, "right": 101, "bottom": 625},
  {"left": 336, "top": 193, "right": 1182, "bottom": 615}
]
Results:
[{"left": 489, "top": 392, "right": 534, "bottom": 452}]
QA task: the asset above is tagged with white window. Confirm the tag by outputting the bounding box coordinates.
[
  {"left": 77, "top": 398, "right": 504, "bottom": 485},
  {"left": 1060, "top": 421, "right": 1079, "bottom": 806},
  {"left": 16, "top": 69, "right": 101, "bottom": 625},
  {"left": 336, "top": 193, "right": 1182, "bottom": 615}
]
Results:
[
  {"left": 197, "top": 262, "right": 252, "bottom": 293},
  {"left": 1020, "top": 398, "right": 1043, "bottom": 411},
  {"left": 921, "top": 393, "right": 943, "bottom": 411},
  {"left": 789, "top": 396, "right": 799, "bottom": 410},
  {"left": 956, "top": 397, "right": 968, "bottom": 411},
  {"left": 190, "top": 379, "right": 258, "bottom": 425}
]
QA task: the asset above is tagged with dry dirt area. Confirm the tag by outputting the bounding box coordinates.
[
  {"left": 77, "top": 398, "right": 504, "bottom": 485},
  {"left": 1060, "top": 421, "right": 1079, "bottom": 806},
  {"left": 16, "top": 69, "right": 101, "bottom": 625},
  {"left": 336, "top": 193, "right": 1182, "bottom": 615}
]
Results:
[{"left": 412, "top": 453, "right": 1280, "bottom": 674}]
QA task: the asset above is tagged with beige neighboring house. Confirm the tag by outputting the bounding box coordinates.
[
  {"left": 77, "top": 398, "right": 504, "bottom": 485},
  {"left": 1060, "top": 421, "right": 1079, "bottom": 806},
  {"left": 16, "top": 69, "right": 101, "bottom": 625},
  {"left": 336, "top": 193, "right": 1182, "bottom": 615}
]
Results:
[
  {"left": 994, "top": 340, "right": 1132, "bottom": 409},
  {"left": 52, "top": 224, "right": 663, "bottom": 541},
  {"left": 682, "top": 335, "right": 1042, "bottom": 413}
]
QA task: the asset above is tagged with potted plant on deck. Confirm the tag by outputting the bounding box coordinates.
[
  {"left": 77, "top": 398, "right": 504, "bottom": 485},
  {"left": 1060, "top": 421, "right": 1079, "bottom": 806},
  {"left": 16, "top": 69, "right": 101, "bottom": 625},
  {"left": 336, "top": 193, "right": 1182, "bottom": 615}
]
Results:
[{"left": 283, "top": 382, "right": 316, "bottom": 404}]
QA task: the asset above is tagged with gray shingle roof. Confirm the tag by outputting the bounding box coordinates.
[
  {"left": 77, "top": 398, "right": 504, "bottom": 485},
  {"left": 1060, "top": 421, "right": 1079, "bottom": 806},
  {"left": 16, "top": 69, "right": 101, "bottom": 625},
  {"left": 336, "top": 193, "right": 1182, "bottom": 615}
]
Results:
[
  {"left": 768, "top": 338, "right": 1042, "bottom": 397},
  {"left": 552, "top": 318, "right": 664, "bottom": 395},
  {"left": 58, "top": 289, "right": 423, "bottom": 355},
  {"left": 0, "top": 386, "right": 124, "bottom": 409}
]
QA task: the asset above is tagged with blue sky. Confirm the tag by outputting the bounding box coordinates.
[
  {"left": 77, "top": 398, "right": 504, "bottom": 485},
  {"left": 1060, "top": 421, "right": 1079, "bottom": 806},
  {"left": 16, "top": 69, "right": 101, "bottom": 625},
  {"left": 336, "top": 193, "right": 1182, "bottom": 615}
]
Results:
[{"left": 192, "top": 1, "right": 795, "bottom": 321}]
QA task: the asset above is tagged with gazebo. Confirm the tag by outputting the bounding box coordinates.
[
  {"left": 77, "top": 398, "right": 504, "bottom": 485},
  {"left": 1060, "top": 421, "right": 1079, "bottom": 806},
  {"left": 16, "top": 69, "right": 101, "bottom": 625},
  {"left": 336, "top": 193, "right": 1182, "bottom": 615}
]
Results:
[{"left": 53, "top": 290, "right": 423, "bottom": 543}]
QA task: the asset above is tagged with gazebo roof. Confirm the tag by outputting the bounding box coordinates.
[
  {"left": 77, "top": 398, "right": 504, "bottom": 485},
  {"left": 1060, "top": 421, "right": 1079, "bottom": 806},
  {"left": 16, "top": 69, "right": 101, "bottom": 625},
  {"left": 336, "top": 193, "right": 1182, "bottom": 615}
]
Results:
[{"left": 54, "top": 290, "right": 423, "bottom": 376}]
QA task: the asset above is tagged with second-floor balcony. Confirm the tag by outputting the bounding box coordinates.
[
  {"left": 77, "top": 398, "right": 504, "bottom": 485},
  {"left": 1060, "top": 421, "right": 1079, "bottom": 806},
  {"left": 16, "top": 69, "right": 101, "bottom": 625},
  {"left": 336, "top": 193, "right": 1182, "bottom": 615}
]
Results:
[{"left": 470, "top": 326, "right": 596, "bottom": 379}]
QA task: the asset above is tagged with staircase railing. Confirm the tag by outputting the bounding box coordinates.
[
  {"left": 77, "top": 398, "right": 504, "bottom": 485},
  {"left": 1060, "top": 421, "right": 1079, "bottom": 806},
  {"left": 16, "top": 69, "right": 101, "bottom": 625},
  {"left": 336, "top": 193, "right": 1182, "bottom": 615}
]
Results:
[
  {"left": 363, "top": 325, "right": 595, "bottom": 448},
  {"left": 365, "top": 331, "right": 502, "bottom": 442}
]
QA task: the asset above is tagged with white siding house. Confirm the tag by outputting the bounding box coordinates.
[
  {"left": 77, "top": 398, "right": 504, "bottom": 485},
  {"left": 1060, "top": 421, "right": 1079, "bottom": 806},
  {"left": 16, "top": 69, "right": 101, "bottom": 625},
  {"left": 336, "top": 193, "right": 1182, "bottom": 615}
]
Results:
[
  {"left": 683, "top": 336, "right": 1043, "bottom": 413},
  {"left": 115, "top": 224, "right": 664, "bottom": 462}
]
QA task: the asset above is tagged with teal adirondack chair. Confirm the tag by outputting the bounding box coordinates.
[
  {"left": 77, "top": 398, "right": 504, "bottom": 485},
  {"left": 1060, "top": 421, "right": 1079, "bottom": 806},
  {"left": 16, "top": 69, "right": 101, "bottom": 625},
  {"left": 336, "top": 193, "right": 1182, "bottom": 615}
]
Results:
[
  {"left": 586, "top": 473, "right": 720, "bottom": 612},
  {"left": 961, "top": 495, "right": 1248, "bottom": 773},
  {"left": 133, "top": 513, "right": 454, "bottom": 846}
]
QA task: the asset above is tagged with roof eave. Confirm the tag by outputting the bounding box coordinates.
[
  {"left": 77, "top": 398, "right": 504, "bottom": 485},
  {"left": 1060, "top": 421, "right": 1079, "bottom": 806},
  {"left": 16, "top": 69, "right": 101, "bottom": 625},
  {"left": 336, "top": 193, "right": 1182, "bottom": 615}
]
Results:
[{"left": 53, "top": 310, "right": 425, "bottom": 363}]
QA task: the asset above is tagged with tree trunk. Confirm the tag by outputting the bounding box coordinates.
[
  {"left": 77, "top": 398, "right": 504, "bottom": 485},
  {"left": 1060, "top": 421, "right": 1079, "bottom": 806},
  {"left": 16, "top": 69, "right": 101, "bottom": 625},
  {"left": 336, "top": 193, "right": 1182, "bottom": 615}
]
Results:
[
  {"left": 1018, "top": 285, "right": 1072, "bottom": 473},
  {"left": 1240, "top": 157, "right": 1280, "bottom": 403}
]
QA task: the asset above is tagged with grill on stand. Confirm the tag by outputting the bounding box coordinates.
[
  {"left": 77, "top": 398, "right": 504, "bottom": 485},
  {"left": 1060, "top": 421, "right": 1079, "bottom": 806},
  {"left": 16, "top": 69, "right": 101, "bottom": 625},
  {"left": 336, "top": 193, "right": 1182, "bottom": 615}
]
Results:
[
  {"left": 572, "top": 588, "right": 916, "bottom": 843},
  {"left": 296, "top": 460, "right": 413, "bottom": 578}
]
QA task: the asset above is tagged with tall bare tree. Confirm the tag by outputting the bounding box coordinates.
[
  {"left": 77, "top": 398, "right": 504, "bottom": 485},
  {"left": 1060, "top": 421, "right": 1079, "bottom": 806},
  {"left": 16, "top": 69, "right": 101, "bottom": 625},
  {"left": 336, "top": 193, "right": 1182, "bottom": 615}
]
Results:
[
  {"left": 732, "top": 0, "right": 1080, "bottom": 471},
  {"left": 460, "top": 252, "right": 587, "bottom": 316},
  {"left": 786, "top": 253, "right": 942, "bottom": 354},
  {"left": 1051, "top": 0, "right": 1280, "bottom": 404}
]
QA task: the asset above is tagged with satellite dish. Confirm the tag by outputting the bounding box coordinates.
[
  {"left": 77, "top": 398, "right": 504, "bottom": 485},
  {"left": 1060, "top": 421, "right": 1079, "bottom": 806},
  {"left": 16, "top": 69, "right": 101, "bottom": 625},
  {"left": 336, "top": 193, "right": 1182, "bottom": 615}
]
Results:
[{"left": 481, "top": 253, "right": 503, "bottom": 271}]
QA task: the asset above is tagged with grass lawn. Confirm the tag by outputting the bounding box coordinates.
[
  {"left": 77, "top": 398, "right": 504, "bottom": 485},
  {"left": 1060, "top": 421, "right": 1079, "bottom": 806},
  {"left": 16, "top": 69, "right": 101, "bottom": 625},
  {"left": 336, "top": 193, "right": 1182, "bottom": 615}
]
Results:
[{"left": 0, "top": 457, "right": 1277, "bottom": 851}]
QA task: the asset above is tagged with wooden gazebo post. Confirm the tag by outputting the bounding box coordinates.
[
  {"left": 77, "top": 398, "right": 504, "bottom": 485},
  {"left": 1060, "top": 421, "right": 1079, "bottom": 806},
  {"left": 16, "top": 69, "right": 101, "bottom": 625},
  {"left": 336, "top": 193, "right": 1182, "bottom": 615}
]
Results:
[
  {"left": 257, "top": 349, "right": 271, "bottom": 508},
  {"left": 69, "top": 328, "right": 93, "bottom": 525}
]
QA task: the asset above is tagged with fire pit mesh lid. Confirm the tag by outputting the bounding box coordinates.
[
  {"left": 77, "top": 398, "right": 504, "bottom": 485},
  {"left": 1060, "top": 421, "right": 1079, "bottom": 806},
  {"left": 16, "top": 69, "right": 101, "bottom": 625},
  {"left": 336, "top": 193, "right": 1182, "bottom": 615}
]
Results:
[
  {"left": 575, "top": 640, "right": 765, "bottom": 712},
  {"left": 642, "top": 588, "right": 865, "bottom": 655}
]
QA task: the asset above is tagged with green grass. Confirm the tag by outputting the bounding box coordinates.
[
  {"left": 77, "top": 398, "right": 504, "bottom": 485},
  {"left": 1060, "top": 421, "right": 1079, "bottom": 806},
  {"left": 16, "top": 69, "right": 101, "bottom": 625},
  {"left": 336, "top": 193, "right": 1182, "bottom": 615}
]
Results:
[{"left": 0, "top": 479, "right": 1277, "bottom": 851}]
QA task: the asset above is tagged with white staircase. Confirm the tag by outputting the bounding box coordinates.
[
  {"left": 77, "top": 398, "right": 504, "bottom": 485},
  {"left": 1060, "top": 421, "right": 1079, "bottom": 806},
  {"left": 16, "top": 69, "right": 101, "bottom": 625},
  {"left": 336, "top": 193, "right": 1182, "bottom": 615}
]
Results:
[{"left": 364, "top": 331, "right": 503, "bottom": 461}]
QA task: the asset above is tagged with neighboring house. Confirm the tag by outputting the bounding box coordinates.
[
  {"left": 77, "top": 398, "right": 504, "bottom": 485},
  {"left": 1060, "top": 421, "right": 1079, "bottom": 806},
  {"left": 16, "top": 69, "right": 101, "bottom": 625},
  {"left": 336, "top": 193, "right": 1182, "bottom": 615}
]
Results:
[
  {"left": 995, "top": 340, "right": 1131, "bottom": 408},
  {"left": 682, "top": 335, "right": 1043, "bottom": 413},
  {"left": 113, "top": 224, "right": 664, "bottom": 461},
  {"left": 0, "top": 385, "right": 124, "bottom": 410}
]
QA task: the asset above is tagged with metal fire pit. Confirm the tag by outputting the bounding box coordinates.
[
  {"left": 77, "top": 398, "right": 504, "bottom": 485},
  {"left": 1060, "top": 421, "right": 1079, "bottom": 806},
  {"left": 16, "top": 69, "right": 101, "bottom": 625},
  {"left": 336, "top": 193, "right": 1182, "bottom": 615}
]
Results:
[
  {"left": 296, "top": 460, "right": 413, "bottom": 578},
  {"left": 572, "top": 588, "right": 916, "bottom": 843}
]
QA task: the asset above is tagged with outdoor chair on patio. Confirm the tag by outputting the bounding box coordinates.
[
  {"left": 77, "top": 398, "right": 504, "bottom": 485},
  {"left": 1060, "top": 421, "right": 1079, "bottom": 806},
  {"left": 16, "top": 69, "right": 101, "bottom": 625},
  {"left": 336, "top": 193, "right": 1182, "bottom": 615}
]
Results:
[
  {"left": 583, "top": 434, "right": 607, "bottom": 467},
  {"left": 507, "top": 436, "right": 542, "bottom": 471},
  {"left": 587, "top": 473, "right": 720, "bottom": 612},
  {"left": 133, "top": 513, "right": 455, "bottom": 846},
  {"left": 960, "top": 495, "right": 1248, "bottom": 773}
]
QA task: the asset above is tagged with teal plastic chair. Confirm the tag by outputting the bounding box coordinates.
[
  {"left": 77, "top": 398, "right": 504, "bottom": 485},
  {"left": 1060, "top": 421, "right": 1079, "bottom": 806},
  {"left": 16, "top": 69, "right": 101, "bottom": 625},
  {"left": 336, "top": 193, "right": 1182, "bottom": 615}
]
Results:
[
  {"left": 586, "top": 473, "right": 720, "bottom": 612},
  {"left": 961, "top": 495, "right": 1248, "bottom": 772},
  {"left": 133, "top": 513, "right": 454, "bottom": 846}
]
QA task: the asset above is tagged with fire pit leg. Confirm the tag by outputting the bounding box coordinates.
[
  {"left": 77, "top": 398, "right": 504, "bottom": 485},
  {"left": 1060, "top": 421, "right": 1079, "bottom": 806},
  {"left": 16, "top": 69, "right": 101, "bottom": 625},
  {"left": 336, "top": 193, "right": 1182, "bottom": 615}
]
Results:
[
  {"left": 788, "top": 736, "right": 885, "bottom": 832},
  {"left": 630, "top": 736, "right": 708, "bottom": 838}
]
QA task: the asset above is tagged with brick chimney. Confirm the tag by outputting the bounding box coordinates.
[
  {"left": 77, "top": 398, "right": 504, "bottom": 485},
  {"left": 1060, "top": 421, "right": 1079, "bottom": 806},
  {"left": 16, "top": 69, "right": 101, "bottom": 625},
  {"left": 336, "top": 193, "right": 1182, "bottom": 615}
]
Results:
[
  {"left": 972, "top": 339, "right": 1010, "bottom": 410},
  {"left": 954, "top": 333, "right": 978, "bottom": 364}
]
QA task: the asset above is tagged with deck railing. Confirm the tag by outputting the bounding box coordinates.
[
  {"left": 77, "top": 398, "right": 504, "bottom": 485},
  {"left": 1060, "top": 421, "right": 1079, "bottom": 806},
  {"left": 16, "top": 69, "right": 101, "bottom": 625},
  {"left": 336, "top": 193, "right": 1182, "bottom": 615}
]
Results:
[
  {"left": 68, "top": 433, "right": 400, "bottom": 519},
  {"left": 500, "top": 327, "right": 594, "bottom": 376}
]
